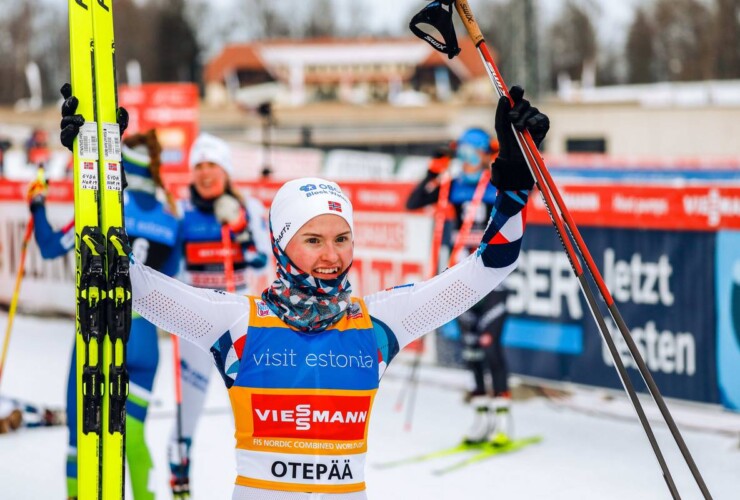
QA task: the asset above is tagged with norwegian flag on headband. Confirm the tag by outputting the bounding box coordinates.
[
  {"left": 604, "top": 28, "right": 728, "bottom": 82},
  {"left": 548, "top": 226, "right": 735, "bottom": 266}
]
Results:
[{"left": 328, "top": 201, "right": 342, "bottom": 212}]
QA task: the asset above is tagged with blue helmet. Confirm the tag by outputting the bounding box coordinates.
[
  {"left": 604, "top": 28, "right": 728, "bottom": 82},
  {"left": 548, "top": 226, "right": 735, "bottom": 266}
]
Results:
[{"left": 457, "top": 127, "right": 492, "bottom": 153}]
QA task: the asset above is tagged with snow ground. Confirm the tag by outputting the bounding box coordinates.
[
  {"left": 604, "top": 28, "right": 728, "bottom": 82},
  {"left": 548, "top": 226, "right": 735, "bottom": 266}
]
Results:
[{"left": 1, "top": 312, "right": 739, "bottom": 499}]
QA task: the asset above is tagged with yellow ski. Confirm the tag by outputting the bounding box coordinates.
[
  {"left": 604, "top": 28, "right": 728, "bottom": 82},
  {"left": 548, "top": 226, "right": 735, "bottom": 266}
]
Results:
[
  {"left": 69, "top": 1, "right": 130, "bottom": 498},
  {"left": 90, "top": 1, "right": 129, "bottom": 499},
  {"left": 69, "top": 0, "right": 104, "bottom": 498}
]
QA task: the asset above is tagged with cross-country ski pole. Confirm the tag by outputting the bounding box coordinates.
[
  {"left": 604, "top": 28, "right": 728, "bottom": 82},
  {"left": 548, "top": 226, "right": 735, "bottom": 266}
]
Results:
[
  {"left": 429, "top": 172, "right": 451, "bottom": 277},
  {"left": 0, "top": 216, "right": 35, "bottom": 391},
  {"left": 448, "top": 169, "right": 490, "bottom": 267},
  {"left": 171, "top": 334, "right": 189, "bottom": 497},
  {"left": 411, "top": 1, "right": 713, "bottom": 498},
  {"left": 395, "top": 171, "right": 452, "bottom": 426},
  {"left": 221, "top": 225, "right": 237, "bottom": 293}
]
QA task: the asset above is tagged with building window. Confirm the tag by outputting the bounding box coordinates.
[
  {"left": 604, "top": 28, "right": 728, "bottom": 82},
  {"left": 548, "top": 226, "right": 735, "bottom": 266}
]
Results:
[{"left": 566, "top": 138, "right": 607, "bottom": 153}]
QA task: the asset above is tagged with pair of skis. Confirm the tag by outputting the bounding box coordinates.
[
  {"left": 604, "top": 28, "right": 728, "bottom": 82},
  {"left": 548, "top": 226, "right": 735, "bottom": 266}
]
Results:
[
  {"left": 376, "top": 436, "right": 542, "bottom": 475},
  {"left": 69, "top": 1, "right": 131, "bottom": 499}
]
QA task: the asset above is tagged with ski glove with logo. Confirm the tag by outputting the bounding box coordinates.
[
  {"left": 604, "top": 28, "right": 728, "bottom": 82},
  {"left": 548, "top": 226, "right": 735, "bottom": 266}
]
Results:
[
  {"left": 214, "top": 194, "right": 253, "bottom": 244},
  {"left": 59, "top": 83, "right": 129, "bottom": 152},
  {"left": 490, "top": 85, "right": 549, "bottom": 191}
]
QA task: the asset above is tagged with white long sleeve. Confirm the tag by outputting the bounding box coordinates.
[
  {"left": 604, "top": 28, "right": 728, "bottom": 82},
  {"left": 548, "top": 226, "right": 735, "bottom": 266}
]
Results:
[
  {"left": 363, "top": 251, "right": 516, "bottom": 351},
  {"left": 130, "top": 258, "right": 251, "bottom": 353}
]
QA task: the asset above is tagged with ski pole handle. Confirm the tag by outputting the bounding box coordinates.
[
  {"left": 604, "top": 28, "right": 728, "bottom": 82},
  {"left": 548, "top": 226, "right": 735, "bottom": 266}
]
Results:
[
  {"left": 455, "top": 0, "right": 509, "bottom": 103},
  {"left": 454, "top": 0, "right": 484, "bottom": 46}
]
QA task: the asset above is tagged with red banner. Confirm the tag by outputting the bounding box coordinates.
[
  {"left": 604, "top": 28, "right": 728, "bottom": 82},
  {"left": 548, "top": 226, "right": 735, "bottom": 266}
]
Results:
[
  {"left": 527, "top": 184, "right": 740, "bottom": 231},
  {"left": 5, "top": 178, "right": 740, "bottom": 231},
  {"left": 119, "top": 83, "right": 199, "bottom": 176}
]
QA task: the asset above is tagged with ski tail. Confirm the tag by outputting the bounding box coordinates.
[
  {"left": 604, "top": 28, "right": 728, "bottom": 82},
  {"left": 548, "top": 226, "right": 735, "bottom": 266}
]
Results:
[
  {"left": 374, "top": 442, "right": 483, "bottom": 469},
  {"left": 432, "top": 436, "right": 543, "bottom": 475}
]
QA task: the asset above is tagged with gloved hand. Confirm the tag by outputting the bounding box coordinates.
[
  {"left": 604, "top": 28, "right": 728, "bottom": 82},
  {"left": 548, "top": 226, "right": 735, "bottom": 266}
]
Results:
[
  {"left": 490, "top": 85, "right": 549, "bottom": 190},
  {"left": 59, "top": 83, "right": 129, "bottom": 152},
  {"left": 214, "top": 194, "right": 253, "bottom": 244},
  {"left": 427, "top": 141, "right": 456, "bottom": 176},
  {"left": 27, "top": 176, "right": 48, "bottom": 212}
]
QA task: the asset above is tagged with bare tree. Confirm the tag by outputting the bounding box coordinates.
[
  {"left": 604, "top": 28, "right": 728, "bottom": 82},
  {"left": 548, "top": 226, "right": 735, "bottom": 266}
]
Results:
[
  {"left": 115, "top": 0, "right": 159, "bottom": 84},
  {"left": 653, "top": 0, "right": 713, "bottom": 81},
  {"left": 477, "top": 1, "right": 541, "bottom": 94},
  {"left": 155, "top": 0, "right": 200, "bottom": 81},
  {"left": 304, "top": 0, "right": 336, "bottom": 38},
  {"left": 237, "top": 0, "right": 291, "bottom": 39},
  {"left": 625, "top": 7, "right": 657, "bottom": 83},
  {"left": 547, "top": 0, "right": 598, "bottom": 88},
  {"left": 0, "top": 3, "right": 33, "bottom": 104},
  {"left": 713, "top": 0, "right": 740, "bottom": 78}
]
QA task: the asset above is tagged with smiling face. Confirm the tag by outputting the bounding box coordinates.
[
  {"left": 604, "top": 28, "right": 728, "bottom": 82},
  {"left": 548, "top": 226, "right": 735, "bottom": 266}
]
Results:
[
  {"left": 192, "top": 161, "right": 228, "bottom": 200},
  {"left": 283, "top": 214, "right": 353, "bottom": 280}
]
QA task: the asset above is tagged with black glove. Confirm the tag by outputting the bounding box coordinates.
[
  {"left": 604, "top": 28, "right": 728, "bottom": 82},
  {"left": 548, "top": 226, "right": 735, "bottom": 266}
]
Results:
[
  {"left": 490, "top": 85, "right": 550, "bottom": 190},
  {"left": 59, "top": 83, "right": 129, "bottom": 152},
  {"left": 426, "top": 140, "right": 456, "bottom": 178}
]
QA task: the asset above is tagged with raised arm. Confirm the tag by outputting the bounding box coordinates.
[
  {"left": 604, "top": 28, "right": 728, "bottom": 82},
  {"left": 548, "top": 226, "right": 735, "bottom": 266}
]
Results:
[
  {"left": 366, "top": 85, "right": 548, "bottom": 356},
  {"left": 365, "top": 190, "right": 526, "bottom": 352},
  {"left": 130, "top": 258, "right": 251, "bottom": 353}
]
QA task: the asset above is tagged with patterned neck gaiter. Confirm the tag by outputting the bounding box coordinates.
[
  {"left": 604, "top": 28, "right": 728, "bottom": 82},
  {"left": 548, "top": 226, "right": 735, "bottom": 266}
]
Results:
[{"left": 262, "top": 232, "right": 353, "bottom": 333}]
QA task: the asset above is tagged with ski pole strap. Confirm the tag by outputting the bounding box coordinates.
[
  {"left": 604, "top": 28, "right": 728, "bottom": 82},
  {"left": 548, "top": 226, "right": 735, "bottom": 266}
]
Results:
[
  {"left": 409, "top": 0, "right": 461, "bottom": 59},
  {"left": 106, "top": 227, "right": 132, "bottom": 434},
  {"left": 79, "top": 226, "right": 106, "bottom": 434}
]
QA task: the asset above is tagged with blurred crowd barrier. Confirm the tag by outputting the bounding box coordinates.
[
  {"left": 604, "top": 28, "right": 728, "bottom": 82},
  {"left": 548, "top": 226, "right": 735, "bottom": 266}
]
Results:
[{"left": 1, "top": 172, "right": 739, "bottom": 412}]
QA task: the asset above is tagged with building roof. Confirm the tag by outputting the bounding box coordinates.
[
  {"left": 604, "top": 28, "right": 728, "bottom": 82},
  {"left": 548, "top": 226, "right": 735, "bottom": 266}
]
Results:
[
  {"left": 204, "top": 44, "right": 266, "bottom": 82},
  {"left": 204, "top": 36, "right": 490, "bottom": 84}
]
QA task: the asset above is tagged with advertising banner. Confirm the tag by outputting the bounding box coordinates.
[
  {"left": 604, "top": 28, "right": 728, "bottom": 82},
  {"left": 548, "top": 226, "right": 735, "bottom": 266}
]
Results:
[
  {"left": 527, "top": 184, "right": 740, "bottom": 230},
  {"left": 504, "top": 225, "right": 718, "bottom": 403},
  {"left": 0, "top": 184, "right": 75, "bottom": 314},
  {"left": 119, "top": 83, "right": 199, "bottom": 177},
  {"left": 0, "top": 174, "right": 733, "bottom": 406},
  {"left": 715, "top": 231, "right": 740, "bottom": 410}
]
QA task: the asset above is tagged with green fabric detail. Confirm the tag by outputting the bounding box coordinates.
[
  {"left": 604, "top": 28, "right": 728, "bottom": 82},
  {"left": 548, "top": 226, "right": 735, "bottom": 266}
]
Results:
[
  {"left": 126, "top": 416, "right": 155, "bottom": 500},
  {"left": 127, "top": 391, "right": 148, "bottom": 408},
  {"left": 66, "top": 475, "right": 77, "bottom": 498}
]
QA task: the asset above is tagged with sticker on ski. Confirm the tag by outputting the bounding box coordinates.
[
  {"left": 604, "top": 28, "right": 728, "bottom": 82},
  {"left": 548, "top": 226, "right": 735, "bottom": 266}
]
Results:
[
  {"left": 80, "top": 160, "right": 99, "bottom": 191},
  {"left": 102, "top": 122, "right": 122, "bottom": 161},
  {"left": 77, "top": 121, "right": 99, "bottom": 160},
  {"left": 105, "top": 162, "right": 122, "bottom": 191}
]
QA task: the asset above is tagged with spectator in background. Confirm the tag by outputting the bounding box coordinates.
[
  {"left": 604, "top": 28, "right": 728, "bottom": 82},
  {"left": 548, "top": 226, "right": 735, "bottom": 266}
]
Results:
[
  {"left": 406, "top": 126, "right": 517, "bottom": 446},
  {"left": 0, "top": 137, "right": 11, "bottom": 176},
  {"left": 169, "top": 133, "right": 271, "bottom": 497},
  {"left": 29, "top": 126, "right": 181, "bottom": 500},
  {"left": 26, "top": 128, "right": 50, "bottom": 167}
]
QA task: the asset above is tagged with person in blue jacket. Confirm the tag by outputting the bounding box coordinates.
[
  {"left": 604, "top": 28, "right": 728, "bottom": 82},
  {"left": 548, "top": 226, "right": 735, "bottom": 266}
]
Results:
[
  {"left": 406, "top": 127, "right": 516, "bottom": 445},
  {"left": 28, "top": 129, "right": 181, "bottom": 500}
]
